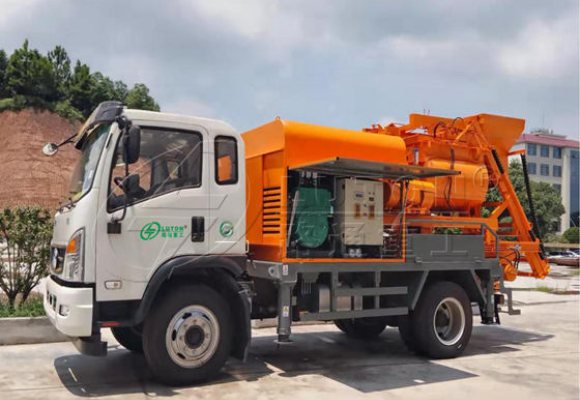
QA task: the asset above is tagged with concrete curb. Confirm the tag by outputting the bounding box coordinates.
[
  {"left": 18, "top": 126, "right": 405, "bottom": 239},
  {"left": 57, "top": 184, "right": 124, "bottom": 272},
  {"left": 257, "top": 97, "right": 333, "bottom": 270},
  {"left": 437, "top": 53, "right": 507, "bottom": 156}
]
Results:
[{"left": 0, "top": 316, "right": 68, "bottom": 345}]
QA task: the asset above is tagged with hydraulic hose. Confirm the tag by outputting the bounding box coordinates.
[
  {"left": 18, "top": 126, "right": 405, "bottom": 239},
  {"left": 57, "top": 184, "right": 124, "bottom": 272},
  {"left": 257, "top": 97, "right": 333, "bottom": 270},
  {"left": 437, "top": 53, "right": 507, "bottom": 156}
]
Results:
[{"left": 520, "top": 153, "right": 546, "bottom": 258}]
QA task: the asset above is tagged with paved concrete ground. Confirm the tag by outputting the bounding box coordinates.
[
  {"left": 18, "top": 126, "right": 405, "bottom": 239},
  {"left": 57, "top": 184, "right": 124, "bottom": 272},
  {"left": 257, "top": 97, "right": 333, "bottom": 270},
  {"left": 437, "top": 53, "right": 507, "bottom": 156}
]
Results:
[{"left": 2, "top": 265, "right": 579, "bottom": 400}]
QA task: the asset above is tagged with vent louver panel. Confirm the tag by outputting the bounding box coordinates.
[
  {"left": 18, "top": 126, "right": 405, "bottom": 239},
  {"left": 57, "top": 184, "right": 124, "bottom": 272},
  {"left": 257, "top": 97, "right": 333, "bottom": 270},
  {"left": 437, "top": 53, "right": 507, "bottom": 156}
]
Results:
[{"left": 262, "top": 186, "right": 282, "bottom": 235}]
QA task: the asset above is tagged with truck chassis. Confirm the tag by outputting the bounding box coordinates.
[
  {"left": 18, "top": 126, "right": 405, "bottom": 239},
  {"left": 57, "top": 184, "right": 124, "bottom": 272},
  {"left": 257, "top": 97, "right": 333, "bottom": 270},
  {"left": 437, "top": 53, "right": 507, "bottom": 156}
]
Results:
[{"left": 248, "top": 232, "right": 504, "bottom": 344}]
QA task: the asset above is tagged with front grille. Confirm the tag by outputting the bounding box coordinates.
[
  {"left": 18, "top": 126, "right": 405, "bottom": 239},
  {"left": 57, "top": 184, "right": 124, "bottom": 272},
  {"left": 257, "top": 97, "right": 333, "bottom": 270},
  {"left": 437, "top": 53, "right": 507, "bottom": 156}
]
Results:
[
  {"left": 262, "top": 186, "right": 282, "bottom": 235},
  {"left": 46, "top": 289, "right": 57, "bottom": 311}
]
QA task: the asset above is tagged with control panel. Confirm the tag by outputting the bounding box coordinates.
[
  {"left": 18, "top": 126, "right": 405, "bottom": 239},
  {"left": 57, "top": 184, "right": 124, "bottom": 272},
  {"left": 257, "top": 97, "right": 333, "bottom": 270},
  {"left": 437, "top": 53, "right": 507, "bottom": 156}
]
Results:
[{"left": 335, "top": 178, "right": 383, "bottom": 247}]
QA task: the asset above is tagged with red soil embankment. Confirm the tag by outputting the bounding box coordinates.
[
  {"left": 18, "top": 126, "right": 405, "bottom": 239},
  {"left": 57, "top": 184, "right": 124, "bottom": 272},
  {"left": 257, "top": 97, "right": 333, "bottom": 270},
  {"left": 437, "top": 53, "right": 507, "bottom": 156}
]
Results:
[{"left": 0, "top": 109, "right": 80, "bottom": 210}]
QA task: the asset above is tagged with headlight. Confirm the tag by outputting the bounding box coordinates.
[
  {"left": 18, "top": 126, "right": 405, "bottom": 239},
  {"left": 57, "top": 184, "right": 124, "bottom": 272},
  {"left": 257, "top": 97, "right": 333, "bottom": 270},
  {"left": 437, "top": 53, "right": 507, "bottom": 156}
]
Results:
[{"left": 63, "top": 228, "right": 85, "bottom": 281}]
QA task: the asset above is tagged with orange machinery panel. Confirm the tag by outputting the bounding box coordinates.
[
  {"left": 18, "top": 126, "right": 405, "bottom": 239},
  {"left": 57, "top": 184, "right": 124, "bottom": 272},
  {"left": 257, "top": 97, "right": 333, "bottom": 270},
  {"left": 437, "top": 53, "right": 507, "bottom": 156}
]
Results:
[{"left": 242, "top": 118, "right": 407, "bottom": 262}]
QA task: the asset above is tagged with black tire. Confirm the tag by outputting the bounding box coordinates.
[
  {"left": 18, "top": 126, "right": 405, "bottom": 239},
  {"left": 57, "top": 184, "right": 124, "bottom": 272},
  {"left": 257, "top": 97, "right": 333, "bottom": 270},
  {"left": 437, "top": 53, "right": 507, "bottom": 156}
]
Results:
[
  {"left": 334, "top": 317, "right": 388, "bottom": 339},
  {"left": 142, "top": 285, "right": 232, "bottom": 386},
  {"left": 111, "top": 326, "right": 143, "bottom": 353},
  {"left": 411, "top": 281, "right": 472, "bottom": 359},
  {"left": 397, "top": 316, "right": 421, "bottom": 354}
]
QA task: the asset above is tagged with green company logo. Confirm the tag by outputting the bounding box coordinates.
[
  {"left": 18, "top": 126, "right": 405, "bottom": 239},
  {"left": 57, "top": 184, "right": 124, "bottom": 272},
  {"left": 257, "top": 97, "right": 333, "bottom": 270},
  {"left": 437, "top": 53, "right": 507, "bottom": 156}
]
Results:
[
  {"left": 219, "top": 221, "right": 234, "bottom": 238},
  {"left": 140, "top": 222, "right": 186, "bottom": 241},
  {"left": 140, "top": 222, "right": 161, "bottom": 241}
]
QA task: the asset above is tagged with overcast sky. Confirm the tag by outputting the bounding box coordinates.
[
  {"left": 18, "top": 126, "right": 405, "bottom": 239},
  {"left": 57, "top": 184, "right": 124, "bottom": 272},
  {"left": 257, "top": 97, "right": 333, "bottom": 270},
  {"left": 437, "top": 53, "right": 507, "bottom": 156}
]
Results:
[{"left": 1, "top": 0, "right": 579, "bottom": 139}]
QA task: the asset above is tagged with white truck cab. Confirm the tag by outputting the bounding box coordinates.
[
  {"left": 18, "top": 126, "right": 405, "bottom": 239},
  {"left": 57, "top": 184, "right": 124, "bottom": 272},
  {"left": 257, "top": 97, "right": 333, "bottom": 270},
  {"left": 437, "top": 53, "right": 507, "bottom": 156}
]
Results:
[{"left": 44, "top": 102, "right": 249, "bottom": 383}]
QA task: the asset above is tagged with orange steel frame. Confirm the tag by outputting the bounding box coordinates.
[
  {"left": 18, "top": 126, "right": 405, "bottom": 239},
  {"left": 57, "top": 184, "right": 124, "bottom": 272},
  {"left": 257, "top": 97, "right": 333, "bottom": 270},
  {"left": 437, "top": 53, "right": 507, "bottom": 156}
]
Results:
[
  {"left": 243, "top": 114, "right": 550, "bottom": 282},
  {"left": 367, "top": 113, "right": 550, "bottom": 280}
]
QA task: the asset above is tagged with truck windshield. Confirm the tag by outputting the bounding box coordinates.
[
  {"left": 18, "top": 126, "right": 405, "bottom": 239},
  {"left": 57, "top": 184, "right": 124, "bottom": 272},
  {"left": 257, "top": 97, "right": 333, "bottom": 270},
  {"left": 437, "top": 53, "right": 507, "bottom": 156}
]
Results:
[{"left": 69, "top": 123, "right": 111, "bottom": 201}]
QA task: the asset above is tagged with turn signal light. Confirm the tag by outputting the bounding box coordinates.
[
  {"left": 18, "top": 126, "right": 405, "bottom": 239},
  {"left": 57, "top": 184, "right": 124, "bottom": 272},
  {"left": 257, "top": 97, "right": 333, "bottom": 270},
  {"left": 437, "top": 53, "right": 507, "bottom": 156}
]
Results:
[{"left": 66, "top": 237, "right": 78, "bottom": 254}]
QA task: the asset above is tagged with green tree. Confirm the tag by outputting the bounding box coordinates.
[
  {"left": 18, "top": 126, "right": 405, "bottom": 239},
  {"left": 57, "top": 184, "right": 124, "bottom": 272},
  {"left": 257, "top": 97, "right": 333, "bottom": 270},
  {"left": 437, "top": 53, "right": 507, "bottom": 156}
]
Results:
[
  {"left": 5, "top": 40, "right": 57, "bottom": 106},
  {"left": 113, "top": 80, "right": 128, "bottom": 101},
  {"left": 54, "top": 99, "right": 84, "bottom": 121},
  {"left": 485, "top": 160, "right": 565, "bottom": 238},
  {"left": 68, "top": 60, "right": 93, "bottom": 117},
  {"left": 0, "top": 42, "right": 161, "bottom": 118},
  {"left": 47, "top": 45, "right": 71, "bottom": 100},
  {"left": 0, "top": 207, "right": 52, "bottom": 309},
  {"left": 529, "top": 181, "right": 566, "bottom": 237},
  {"left": 563, "top": 227, "right": 580, "bottom": 244},
  {"left": 0, "top": 50, "right": 8, "bottom": 98},
  {"left": 90, "top": 72, "right": 116, "bottom": 105},
  {"left": 125, "top": 83, "right": 160, "bottom": 111}
]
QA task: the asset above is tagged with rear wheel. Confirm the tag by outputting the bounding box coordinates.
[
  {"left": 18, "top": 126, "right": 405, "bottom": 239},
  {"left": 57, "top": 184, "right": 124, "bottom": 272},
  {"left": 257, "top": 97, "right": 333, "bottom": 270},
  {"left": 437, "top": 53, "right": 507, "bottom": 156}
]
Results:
[
  {"left": 334, "top": 317, "right": 388, "bottom": 339},
  {"left": 111, "top": 327, "right": 143, "bottom": 353},
  {"left": 411, "top": 281, "right": 472, "bottom": 359},
  {"left": 142, "top": 285, "right": 232, "bottom": 386}
]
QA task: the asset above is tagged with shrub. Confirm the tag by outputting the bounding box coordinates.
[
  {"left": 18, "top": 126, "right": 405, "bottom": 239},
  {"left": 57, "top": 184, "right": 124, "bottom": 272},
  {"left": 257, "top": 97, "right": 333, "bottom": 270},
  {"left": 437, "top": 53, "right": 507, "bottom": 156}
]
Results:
[
  {"left": 0, "top": 97, "right": 17, "bottom": 111},
  {"left": 563, "top": 227, "right": 580, "bottom": 244},
  {"left": 0, "top": 292, "right": 45, "bottom": 317},
  {"left": 0, "top": 95, "right": 54, "bottom": 113},
  {"left": 544, "top": 233, "right": 566, "bottom": 244},
  {"left": 55, "top": 99, "right": 84, "bottom": 121},
  {"left": 0, "top": 207, "right": 52, "bottom": 309},
  {"left": 0, "top": 96, "right": 27, "bottom": 112}
]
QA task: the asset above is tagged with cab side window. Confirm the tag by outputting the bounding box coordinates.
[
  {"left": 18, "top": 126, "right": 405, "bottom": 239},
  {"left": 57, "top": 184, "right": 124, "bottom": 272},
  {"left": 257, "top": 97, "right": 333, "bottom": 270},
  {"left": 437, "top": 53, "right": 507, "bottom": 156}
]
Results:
[
  {"left": 215, "top": 136, "right": 238, "bottom": 185},
  {"left": 108, "top": 128, "right": 202, "bottom": 210}
]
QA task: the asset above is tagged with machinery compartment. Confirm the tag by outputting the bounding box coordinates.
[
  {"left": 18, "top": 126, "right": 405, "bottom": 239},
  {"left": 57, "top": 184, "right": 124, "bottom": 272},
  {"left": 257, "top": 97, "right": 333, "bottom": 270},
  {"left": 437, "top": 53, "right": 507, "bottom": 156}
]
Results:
[{"left": 286, "top": 170, "right": 397, "bottom": 259}]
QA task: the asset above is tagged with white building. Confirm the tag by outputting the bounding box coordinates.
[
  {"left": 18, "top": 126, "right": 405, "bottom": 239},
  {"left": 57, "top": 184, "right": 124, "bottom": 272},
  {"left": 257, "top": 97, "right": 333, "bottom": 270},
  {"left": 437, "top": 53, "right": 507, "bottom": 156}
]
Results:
[{"left": 511, "top": 132, "right": 580, "bottom": 233}]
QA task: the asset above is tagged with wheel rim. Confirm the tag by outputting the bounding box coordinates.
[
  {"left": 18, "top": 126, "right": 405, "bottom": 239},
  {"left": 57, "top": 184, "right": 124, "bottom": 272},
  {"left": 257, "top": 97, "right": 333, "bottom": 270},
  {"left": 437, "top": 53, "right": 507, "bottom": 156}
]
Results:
[
  {"left": 165, "top": 305, "right": 220, "bottom": 368},
  {"left": 432, "top": 297, "right": 465, "bottom": 346}
]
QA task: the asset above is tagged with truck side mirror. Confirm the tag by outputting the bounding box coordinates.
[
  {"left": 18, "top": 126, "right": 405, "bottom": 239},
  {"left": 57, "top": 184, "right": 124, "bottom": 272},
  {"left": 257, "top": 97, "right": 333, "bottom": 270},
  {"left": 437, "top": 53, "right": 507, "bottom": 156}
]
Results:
[
  {"left": 42, "top": 143, "right": 59, "bottom": 156},
  {"left": 123, "top": 125, "right": 141, "bottom": 164}
]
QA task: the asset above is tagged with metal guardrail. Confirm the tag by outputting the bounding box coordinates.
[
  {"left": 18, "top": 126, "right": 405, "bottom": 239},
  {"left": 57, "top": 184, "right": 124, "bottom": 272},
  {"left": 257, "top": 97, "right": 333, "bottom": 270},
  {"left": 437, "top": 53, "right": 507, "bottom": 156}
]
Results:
[{"left": 543, "top": 242, "right": 580, "bottom": 249}]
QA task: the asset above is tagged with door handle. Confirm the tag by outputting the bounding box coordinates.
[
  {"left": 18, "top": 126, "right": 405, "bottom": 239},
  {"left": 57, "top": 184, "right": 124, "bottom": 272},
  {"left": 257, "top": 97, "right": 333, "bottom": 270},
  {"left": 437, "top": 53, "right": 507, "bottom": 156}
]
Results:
[{"left": 191, "top": 217, "right": 205, "bottom": 242}]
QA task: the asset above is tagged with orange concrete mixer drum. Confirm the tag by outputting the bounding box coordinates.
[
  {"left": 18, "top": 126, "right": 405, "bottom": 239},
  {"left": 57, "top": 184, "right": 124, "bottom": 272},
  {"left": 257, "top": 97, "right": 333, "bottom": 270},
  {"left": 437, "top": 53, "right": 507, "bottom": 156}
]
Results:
[
  {"left": 383, "top": 180, "right": 435, "bottom": 213},
  {"left": 425, "top": 159, "right": 489, "bottom": 214},
  {"left": 382, "top": 159, "right": 488, "bottom": 215}
]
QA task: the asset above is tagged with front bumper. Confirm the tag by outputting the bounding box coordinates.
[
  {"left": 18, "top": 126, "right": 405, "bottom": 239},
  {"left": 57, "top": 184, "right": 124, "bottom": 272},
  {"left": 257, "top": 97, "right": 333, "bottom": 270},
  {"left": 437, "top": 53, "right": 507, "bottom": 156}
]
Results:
[{"left": 44, "top": 276, "right": 94, "bottom": 338}]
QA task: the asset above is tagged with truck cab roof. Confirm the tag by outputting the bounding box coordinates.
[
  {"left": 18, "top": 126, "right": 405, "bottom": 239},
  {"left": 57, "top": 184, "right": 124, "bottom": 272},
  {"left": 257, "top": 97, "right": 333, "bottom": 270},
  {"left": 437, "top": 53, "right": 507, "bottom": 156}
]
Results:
[
  {"left": 123, "top": 109, "right": 237, "bottom": 136},
  {"left": 75, "top": 102, "right": 239, "bottom": 148}
]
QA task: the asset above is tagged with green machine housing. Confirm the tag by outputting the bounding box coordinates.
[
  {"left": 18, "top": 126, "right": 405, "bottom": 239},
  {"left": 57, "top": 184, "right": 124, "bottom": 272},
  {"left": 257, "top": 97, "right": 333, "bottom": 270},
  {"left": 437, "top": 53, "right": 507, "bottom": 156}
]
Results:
[{"left": 292, "top": 187, "right": 331, "bottom": 249}]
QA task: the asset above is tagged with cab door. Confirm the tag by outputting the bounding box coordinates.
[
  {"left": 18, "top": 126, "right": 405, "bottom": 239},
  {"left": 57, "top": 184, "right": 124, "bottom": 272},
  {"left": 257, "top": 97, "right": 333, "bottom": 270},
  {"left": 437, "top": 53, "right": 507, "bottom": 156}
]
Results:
[
  {"left": 95, "top": 123, "right": 210, "bottom": 302},
  {"left": 208, "top": 133, "right": 246, "bottom": 255}
]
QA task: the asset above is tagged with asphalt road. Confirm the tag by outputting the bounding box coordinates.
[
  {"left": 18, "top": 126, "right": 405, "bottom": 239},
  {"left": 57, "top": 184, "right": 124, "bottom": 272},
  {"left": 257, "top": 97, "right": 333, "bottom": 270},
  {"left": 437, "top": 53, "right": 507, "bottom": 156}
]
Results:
[{"left": 2, "top": 266, "right": 579, "bottom": 400}]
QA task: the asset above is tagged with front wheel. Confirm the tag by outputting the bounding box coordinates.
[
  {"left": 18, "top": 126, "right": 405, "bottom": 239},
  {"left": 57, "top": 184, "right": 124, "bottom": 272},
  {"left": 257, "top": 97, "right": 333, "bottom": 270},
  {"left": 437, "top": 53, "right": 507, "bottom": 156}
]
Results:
[
  {"left": 412, "top": 281, "right": 473, "bottom": 359},
  {"left": 111, "top": 326, "right": 143, "bottom": 353},
  {"left": 142, "top": 285, "right": 232, "bottom": 386}
]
